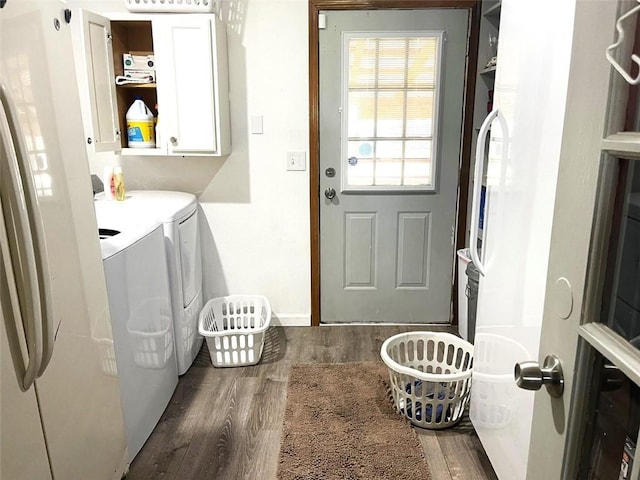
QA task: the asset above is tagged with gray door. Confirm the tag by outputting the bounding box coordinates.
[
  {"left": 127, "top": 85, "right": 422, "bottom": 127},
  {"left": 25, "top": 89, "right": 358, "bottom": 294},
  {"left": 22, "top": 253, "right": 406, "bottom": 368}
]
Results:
[{"left": 319, "top": 9, "right": 469, "bottom": 323}]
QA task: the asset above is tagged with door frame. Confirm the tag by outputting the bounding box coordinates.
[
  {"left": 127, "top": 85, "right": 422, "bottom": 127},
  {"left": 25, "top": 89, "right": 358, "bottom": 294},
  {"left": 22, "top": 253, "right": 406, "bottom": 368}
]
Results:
[{"left": 308, "top": 0, "right": 481, "bottom": 326}]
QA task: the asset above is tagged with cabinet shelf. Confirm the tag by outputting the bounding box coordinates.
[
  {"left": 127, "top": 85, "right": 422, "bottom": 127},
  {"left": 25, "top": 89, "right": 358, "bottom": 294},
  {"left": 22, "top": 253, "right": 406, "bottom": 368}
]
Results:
[
  {"left": 116, "top": 83, "right": 157, "bottom": 89},
  {"left": 602, "top": 132, "right": 640, "bottom": 159}
]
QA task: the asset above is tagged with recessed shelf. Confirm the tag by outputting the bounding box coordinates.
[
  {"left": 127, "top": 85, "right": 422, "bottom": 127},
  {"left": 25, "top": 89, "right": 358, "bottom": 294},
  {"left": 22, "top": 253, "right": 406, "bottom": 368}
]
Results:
[{"left": 602, "top": 132, "right": 640, "bottom": 159}]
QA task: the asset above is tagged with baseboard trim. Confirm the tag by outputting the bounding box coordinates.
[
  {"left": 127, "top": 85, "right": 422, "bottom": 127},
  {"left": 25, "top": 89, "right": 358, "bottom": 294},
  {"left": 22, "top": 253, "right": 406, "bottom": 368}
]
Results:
[
  {"left": 115, "top": 449, "right": 129, "bottom": 480},
  {"left": 319, "top": 322, "right": 453, "bottom": 327},
  {"left": 271, "top": 314, "right": 311, "bottom": 326}
]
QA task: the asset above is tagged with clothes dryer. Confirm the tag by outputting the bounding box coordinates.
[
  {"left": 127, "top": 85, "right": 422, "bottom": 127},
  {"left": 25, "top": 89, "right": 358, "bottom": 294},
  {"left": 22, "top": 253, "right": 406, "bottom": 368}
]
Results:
[{"left": 95, "top": 190, "right": 204, "bottom": 375}]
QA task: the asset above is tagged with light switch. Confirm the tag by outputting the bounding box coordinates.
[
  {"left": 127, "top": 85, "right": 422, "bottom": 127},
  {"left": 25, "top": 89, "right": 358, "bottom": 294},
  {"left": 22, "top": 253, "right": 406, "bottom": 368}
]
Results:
[
  {"left": 250, "top": 115, "right": 263, "bottom": 134},
  {"left": 286, "top": 151, "right": 306, "bottom": 171}
]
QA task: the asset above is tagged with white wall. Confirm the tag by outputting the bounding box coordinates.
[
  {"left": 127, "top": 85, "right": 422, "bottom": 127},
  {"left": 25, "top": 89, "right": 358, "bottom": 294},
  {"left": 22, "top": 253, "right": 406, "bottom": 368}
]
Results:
[
  {"left": 201, "top": 0, "right": 310, "bottom": 325},
  {"left": 71, "top": 0, "right": 311, "bottom": 325}
]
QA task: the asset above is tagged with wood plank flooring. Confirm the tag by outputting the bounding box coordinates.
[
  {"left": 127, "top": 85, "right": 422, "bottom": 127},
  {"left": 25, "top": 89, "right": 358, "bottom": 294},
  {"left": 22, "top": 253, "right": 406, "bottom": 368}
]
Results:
[{"left": 126, "top": 326, "right": 498, "bottom": 480}]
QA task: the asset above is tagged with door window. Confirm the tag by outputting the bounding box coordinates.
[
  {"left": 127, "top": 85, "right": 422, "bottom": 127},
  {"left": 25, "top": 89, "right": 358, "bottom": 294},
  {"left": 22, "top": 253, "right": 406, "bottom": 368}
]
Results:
[
  {"left": 598, "top": 157, "right": 640, "bottom": 347},
  {"left": 570, "top": 153, "right": 640, "bottom": 479},
  {"left": 577, "top": 347, "right": 640, "bottom": 480},
  {"left": 342, "top": 32, "right": 443, "bottom": 191}
]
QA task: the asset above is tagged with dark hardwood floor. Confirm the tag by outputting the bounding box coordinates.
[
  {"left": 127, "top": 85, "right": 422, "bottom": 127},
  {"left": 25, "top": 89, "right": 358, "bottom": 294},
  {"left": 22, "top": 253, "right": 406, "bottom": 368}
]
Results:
[{"left": 126, "top": 325, "right": 498, "bottom": 480}]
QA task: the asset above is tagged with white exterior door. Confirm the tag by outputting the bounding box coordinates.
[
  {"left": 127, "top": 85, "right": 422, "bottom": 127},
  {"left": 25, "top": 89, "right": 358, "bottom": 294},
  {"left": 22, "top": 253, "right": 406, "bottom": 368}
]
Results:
[
  {"left": 470, "top": 0, "right": 638, "bottom": 478},
  {"left": 319, "top": 9, "right": 469, "bottom": 324}
]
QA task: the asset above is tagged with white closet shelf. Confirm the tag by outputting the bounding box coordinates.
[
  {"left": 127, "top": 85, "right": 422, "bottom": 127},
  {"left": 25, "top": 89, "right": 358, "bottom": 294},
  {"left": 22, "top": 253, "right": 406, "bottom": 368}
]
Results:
[{"left": 602, "top": 132, "right": 640, "bottom": 159}]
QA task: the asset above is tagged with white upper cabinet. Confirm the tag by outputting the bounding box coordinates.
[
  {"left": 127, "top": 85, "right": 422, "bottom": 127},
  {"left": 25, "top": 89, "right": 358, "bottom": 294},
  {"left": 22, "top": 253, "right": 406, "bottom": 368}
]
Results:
[
  {"left": 153, "top": 15, "right": 230, "bottom": 156},
  {"left": 73, "top": 11, "right": 230, "bottom": 157},
  {"left": 73, "top": 10, "right": 122, "bottom": 153}
]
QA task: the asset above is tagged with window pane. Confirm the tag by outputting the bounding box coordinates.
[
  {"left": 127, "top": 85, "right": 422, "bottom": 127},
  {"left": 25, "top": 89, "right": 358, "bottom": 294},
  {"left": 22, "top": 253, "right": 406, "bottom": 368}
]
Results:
[
  {"left": 377, "top": 38, "right": 406, "bottom": 88},
  {"left": 375, "top": 140, "right": 403, "bottom": 185},
  {"left": 344, "top": 32, "right": 440, "bottom": 190},
  {"left": 577, "top": 346, "right": 640, "bottom": 479},
  {"left": 405, "top": 139, "right": 431, "bottom": 159},
  {"left": 406, "top": 91, "right": 434, "bottom": 137},
  {"left": 376, "top": 140, "right": 403, "bottom": 159},
  {"left": 598, "top": 158, "right": 640, "bottom": 347},
  {"left": 376, "top": 159, "right": 403, "bottom": 186},
  {"left": 346, "top": 141, "right": 374, "bottom": 186},
  {"left": 347, "top": 140, "right": 374, "bottom": 161},
  {"left": 348, "top": 38, "right": 376, "bottom": 89},
  {"left": 408, "top": 37, "right": 438, "bottom": 88},
  {"left": 404, "top": 159, "right": 432, "bottom": 186},
  {"left": 376, "top": 91, "right": 405, "bottom": 138},
  {"left": 348, "top": 91, "right": 375, "bottom": 138},
  {"left": 404, "top": 140, "right": 433, "bottom": 187}
]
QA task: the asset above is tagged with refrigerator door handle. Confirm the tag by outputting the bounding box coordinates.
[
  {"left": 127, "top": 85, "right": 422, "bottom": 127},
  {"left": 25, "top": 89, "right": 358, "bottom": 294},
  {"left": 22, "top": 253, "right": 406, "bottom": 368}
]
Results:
[
  {"left": 0, "top": 91, "right": 44, "bottom": 391},
  {"left": 3, "top": 87, "right": 55, "bottom": 377},
  {"left": 0, "top": 83, "right": 54, "bottom": 378},
  {"left": 470, "top": 109, "right": 500, "bottom": 277}
]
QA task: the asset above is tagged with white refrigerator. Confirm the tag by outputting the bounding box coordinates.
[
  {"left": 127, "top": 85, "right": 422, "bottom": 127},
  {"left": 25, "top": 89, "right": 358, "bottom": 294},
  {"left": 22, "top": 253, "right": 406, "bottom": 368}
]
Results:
[
  {"left": 468, "top": 0, "right": 582, "bottom": 478},
  {"left": 0, "top": 1, "right": 128, "bottom": 478}
]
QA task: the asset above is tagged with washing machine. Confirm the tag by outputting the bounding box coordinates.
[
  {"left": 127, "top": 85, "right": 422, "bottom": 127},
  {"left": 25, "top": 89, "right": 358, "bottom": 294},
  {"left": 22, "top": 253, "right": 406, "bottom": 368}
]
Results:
[
  {"left": 99, "top": 219, "right": 178, "bottom": 462},
  {"left": 95, "top": 190, "right": 204, "bottom": 375}
]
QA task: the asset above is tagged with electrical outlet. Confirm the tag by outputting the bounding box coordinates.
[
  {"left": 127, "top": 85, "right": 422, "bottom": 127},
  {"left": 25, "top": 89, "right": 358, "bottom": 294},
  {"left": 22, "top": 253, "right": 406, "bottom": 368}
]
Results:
[{"left": 286, "top": 151, "right": 306, "bottom": 171}]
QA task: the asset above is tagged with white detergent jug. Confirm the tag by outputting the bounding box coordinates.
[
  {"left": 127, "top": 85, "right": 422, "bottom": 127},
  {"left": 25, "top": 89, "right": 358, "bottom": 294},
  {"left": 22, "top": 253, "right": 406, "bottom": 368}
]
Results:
[{"left": 126, "top": 97, "right": 155, "bottom": 148}]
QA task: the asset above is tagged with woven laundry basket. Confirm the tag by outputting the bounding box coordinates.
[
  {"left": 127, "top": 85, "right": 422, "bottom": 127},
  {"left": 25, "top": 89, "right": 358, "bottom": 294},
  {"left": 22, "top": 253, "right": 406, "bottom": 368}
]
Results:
[{"left": 381, "top": 331, "right": 473, "bottom": 429}]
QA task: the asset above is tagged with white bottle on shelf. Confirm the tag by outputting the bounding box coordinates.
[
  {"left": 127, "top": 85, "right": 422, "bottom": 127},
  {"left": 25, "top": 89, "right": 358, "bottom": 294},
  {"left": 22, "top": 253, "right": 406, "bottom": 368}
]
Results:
[{"left": 126, "top": 97, "right": 155, "bottom": 148}]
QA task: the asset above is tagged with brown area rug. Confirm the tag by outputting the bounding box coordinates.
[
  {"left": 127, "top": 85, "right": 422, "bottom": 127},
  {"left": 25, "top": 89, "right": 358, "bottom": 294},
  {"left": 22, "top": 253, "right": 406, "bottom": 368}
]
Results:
[{"left": 277, "top": 362, "right": 431, "bottom": 480}]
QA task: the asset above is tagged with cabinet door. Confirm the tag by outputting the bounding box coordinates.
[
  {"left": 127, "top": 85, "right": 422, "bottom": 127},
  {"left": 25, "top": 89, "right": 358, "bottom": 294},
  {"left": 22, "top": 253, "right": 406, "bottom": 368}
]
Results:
[
  {"left": 153, "top": 16, "right": 221, "bottom": 156},
  {"left": 74, "top": 10, "right": 120, "bottom": 153}
]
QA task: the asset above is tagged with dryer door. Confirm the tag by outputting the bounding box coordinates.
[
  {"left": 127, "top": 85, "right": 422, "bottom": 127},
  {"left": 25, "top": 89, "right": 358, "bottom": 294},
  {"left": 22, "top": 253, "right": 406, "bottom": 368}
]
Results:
[{"left": 178, "top": 211, "right": 202, "bottom": 307}]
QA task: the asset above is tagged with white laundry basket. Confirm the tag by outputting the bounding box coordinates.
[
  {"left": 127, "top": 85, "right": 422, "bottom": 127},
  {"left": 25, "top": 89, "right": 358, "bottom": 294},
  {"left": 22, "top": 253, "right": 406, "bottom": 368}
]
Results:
[
  {"left": 198, "top": 295, "right": 271, "bottom": 367},
  {"left": 381, "top": 332, "right": 473, "bottom": 429},
  {"left": 126, "top": 298, "right": 174, "bottom": 370},
  {"left": 471, "top": 333, "right": 531, "bottom": 429}
]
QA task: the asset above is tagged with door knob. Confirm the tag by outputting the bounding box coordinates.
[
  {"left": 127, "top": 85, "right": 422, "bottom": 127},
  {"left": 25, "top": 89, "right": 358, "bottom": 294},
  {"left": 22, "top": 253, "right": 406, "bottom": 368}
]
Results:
[
  {"left": 514, "top": 354, "right": 564, "bottom": 397},
  {"left": 324, "top": 187, "right": 336, "bottom": 200}
]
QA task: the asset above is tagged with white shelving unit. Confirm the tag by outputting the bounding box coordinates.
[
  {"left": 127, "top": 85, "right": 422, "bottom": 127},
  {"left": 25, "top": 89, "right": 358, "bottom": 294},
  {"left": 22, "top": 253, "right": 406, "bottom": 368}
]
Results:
[{"left": 467, "top": 0, "right": 501, "bottom": 246}]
